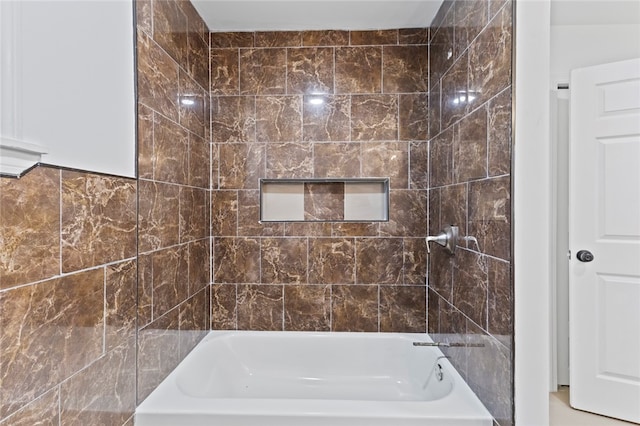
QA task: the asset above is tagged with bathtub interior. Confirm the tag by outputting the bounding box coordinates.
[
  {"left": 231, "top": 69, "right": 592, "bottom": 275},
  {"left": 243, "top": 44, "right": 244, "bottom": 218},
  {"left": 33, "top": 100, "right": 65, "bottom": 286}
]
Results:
[{"left": 175, "top": 331, "right": 454, "bottom": 401}]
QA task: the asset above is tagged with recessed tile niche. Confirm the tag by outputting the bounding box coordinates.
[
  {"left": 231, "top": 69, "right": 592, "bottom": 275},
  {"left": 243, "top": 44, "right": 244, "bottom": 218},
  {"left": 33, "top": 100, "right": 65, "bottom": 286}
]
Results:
[{"left": 260, "top": 178, "right": 389, "bottom": 222}]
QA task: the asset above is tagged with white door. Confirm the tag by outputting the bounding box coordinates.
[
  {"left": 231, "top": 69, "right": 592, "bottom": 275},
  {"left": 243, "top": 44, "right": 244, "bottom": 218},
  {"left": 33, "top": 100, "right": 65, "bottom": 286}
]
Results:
[{"left": 569, "top": 57, "right": 640, "bottom": 424}]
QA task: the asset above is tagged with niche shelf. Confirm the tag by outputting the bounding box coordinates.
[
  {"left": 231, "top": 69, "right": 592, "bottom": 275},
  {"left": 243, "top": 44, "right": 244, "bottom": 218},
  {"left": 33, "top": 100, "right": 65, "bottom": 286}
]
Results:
[{"left": 260, "top": 178, "right": 389, "bottom": 222}]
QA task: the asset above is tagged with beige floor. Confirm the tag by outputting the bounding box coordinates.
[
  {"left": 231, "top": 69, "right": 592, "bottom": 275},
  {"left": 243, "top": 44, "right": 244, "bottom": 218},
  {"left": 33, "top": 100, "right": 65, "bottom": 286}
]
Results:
[{"left": 550, "top": 386, "right": 637, "bottom": 425}]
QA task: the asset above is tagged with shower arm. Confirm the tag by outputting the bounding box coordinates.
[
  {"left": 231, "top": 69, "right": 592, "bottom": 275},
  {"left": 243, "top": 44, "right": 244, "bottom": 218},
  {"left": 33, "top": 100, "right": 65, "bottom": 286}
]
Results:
[{"left": 426, "top": 225, "right": 458, "bottom": 255}]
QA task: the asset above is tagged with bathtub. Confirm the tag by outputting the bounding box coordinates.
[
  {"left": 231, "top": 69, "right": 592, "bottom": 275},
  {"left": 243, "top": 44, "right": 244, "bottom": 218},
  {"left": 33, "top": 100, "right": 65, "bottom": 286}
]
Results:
[{"left": 135, "top": 331, "right": 492, "bottom": 426}]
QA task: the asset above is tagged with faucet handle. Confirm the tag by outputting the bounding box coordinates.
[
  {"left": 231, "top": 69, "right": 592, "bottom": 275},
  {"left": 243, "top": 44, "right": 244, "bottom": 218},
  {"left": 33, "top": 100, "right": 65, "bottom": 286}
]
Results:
[{"left": 426, "top": 225, "right": 458, "bottom": 255}]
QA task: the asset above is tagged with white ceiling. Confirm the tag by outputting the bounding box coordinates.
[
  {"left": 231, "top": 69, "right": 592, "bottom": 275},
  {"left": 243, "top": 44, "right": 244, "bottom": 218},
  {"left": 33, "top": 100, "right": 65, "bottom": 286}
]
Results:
[
  {"left": 191, "top": 1, "right": 444, "bottom": 32},
  {"left": 192, "top": 0, "right": 640, "bottom": 33}
]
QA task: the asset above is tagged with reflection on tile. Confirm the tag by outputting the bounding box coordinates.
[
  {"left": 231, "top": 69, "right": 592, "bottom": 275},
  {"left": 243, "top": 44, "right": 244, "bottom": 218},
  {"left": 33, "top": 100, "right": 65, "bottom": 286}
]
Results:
[{"left": 303, "top": 95, "right": 351, "bottom": 142}]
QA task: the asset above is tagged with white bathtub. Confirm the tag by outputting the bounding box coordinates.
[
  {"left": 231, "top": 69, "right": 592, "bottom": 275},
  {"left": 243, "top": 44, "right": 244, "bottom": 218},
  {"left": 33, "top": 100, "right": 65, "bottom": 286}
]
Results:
[{"left": 135, "top": 331, "right": 492, "bottom": 426}]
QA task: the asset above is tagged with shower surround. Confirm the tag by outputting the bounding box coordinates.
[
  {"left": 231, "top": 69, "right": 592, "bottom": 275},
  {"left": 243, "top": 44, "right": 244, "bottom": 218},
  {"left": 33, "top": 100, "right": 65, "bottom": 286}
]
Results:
[{"left": 0, "top": 0, "right": 513, "bottom": 425}]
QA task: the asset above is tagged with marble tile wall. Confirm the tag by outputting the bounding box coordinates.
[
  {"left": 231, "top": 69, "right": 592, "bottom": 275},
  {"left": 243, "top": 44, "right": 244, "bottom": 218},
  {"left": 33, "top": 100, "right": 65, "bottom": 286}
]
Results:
[
  {"left": 210, "top": 29, "right": 430, "bottom": 332},
  {"left": 427, "top": 1, "right": 513, "bottom": 425},
  {"left": 0, "top": 167, "right": 137, "bottom": 425},
  {"left": 135, "top": 0, "right": 211, "bottom": 404}
]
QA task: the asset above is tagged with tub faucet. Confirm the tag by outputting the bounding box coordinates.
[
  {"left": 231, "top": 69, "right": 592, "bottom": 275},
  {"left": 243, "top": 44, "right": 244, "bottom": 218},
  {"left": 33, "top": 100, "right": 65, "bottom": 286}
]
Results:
[{"left": 426, "top": 225, "right": 458, "bottom": 255}]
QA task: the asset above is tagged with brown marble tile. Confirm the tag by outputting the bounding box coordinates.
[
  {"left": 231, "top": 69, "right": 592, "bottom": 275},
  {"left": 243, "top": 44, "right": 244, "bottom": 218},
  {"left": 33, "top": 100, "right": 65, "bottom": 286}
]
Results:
[
  {"left": 240, "top": 48, "right": 287, "bottom": 95},
  {"left": 135, "top": 0, "right": 152, "bottom": 37},
  {"left": 452, "top": 249, "right": 488, "bottom": 327},
  {"left": 188, "top": 240, "right": 210, "bottom": 296},
  {"left": 427, "top": 288, "right": 440, "bottom": 334},
  {"left": 0, "top": 270, "right": 104, "bottom": 417},
  {"left": 331, "top": 285, "right": 378, "bottom": 332},
  {"left": 383, "top": 45, "right": 429, "bottom": 93},
  {"left": 237, "top": 190, "right": 285, "bottom": 236},
  {"left": 441, "top": 52, "right": 469, "bottom": 129},
  {"left": 410, "top": 141, "right": 429, "bottom": 189},
  {"left": 429, "top": 81, "right": 442, "bottom": 139},
  {"left": 261, "top": 238, "right": 308, "bottom": 284},
  {"left": 256, "top": 96, "right": 302, "bottom": 142},
  {"left": 403, "top": 237, "right": 428, "bottom": 285},
  {"left": 287, "top": 48, "right": 334, "bottom": 94},
  {"left": 138, "top": 104, "right": 154, "bottom": 180},
  {"left": 211, "top": 96, "right": 256, "bottom": 142},
  {"left": 106, "top": 260, "right": 137, "bottom": 351},
  {"left": 61, "top": 172, "right": 136, "bottom": 272},
  {"left": 178, "top": 70, "right": 207, "bottom": 138},
  {"left": 219, "top": 143, "right": 265, "bottom": 189},
  {"left": 137, "top": 253, "right": 153, "bottom": 328},
  {"left": 431, "top": 0, "right": 455, "bottom": 30},
  {"left": 256, "top": 31, "right": 302, "bottom": 47},
  {"left": 355, "top": 238, "right": 403, "bottom": 284},
  {"left": 332, "top": 223, "right": 379, "bottom": 237},
  {"left": 313, "top": 142, "right": 360, "bottom": 178},
  {"left": 429, "top": 9, "right": 455, "bottom": 91},
  {"left": 210, "top": 48, "right": 239, "bottom": 95},
  {"left": 439, "top": 183, "right": 468, "bottom": 241},
  {"left": 429, "top": 126, "right": 454, "bottom": 187},
  {"left": 237, "top": 284, "right": 283, "bottom": 330},
  {"left": 303, "top": 30, "right": 349, "bottom": 46},
  {"left": 308, "top": 238, "right": 356, "bottom": 284},
  {"left": 399, "top": 93, "right": 429, "bottom": 141},
  {"left": 188, "top": 133, "right": 210, "bottom": 189},
  {"left": 137, "top": 32, "right": 180, "bottom": 122},
  {"left": 361, "top": 142, "right": 409, "bottom": 189},
  {"left": 284, "top": 285, "right": 331, "bottom": 331},
  {"left": 213, "top": 237, "right": 260, "bottom": 283},
  {"left": 284, "top": 222, "right": 333, "bottom": 237},
  {"left": 350, "top": 30, "right": 397, "bottom": 45},
  {"left": 179, "top": 186, "right": 208, "bottom": 242},
  {"left": 151, "top": 246, "right": 189, "bottom": 319},
  {"left": 468, "top": 176, "right": 511, "bottom": 260},
  {"left": 399, "top": 28, "right": 429, "bottom": 45},
  {"left": 490, "top": 0, "right": 511, "bottom": 19},
  {"left": 137, "top": 310, "right": 180, "bottom": 403},
  {"left": 335, "top": 47, "right": 382, "bottom": 94},
  {"left": 428, "top": 187, "right": 441, "bottom": 237},
  {"left": 488, "top": 257, "right": 512, "bottom": 337},
  {"left": 380, "top": 190, "right": 427, "bottom": 237},
  {"left": 351, "top": 95, "right": 398, "bottom": 141},
  {"left": 210, "top": 32, "right": 254, "bottom": 48},
  {"left": 266, "top": 143, "right": 313, "bottom": 179},
  {"left": 455, "top": 107, "right": 488, "bottom": 182},
  {"left": 152, "top": 0, "right": 188, "bottom": 66},
  {"left": 304, "top": 183, "right": 345, "bottom": 221},
  {"left": 303, "top": 95, "right": 351, "bottom": 142},
  {"left": 138, "top": 180, "right": 180, "bottom": 253},
  {"left": 488, "top": 87, "right": 512, "bottom": 177},
  {"left": 186, "top": 23, "right": 209, "bottom": 91},
  {"left": 60, "top": 339, "right": 136, "bottom": 426},
  {"left": 468, "top": 4, "right": 512, "bottom": 108},
  {"left": 0, "top": 167, "right": 60, "bottom": 290},
  {"left": 211, "top": 284, "right": 237, "bottom": 330},
  {"left": 211, "top": 141, "right": 220, "bottom": 189},
  {"left": 0, "top": 388, "right": 59, "bottom": 426},
  {"left": 178, "top": 290, "right": 208, "bottom": 359},
  {"left": 153, "top": 113, "right": 189, "bottom": 184},
  {"left": 428, "top": 244, "right": 454, "bottom": 301},
  {"left": 380, "top": 286, "right": 426, "bottom": 332},
  {"left": 455, "top": 0, "right": 489, "bottom": 58},
  {"left": 211, "top": 190, "right": 238, "bottom": 236}
]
